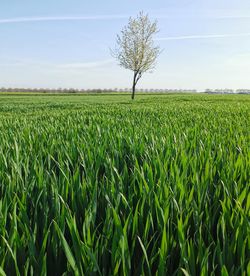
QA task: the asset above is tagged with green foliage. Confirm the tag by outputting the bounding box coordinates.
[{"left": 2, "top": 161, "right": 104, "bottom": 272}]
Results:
[{"left": 0, "top": 93, "right": 249, "bottom": 275}]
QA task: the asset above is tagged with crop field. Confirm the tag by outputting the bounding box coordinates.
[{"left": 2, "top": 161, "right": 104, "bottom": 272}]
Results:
[{"left": 0, "top": 93, "right": 249, "bottom": 275}]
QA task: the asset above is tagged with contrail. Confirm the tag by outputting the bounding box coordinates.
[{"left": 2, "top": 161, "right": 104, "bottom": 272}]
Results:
[
  {"left": 156, "top": 32, "right": 250, "bottom": 41},
  {"left": 215, "top": 15, "right": 250, "bottom": 19},
  {"left": 0, "top": 15, "right": 129, "bottom": 24},
  {"left": 58, "top": 59, "right": 114, "bottom": 69}
]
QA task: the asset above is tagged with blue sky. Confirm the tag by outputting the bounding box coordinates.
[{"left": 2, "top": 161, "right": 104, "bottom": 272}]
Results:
[{"left": 1, "top": 0, "right": 250, "bottom": 90}]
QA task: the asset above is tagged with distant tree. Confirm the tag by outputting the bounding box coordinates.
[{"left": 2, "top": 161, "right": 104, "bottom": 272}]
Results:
[{"left": 112, "top": 12, "right": 161, "bottom": 99}]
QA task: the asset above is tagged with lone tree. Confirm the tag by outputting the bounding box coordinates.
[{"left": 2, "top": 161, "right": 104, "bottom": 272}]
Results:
[{"left": 112, "top": 12, "right": 161, "bottom": 99}]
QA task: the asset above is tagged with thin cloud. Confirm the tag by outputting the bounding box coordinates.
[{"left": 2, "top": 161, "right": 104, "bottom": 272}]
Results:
[
  {"left": 156, "top": 32, "right": 250, "bottom": 41},
  {"left": 217, "top": 15, "right": 250, "bottom": 19},
  {"left": 2, "top": 13, "right": 250, "bottom": 25},
  {"left": 0, "top": 57, "right": 114, "bottom": 70},
  {"left": 58, "top": 59, "right": 114, "bottom": 69},
  {"left": 0, "top": 15, "right": 129, "bottom": 24}
]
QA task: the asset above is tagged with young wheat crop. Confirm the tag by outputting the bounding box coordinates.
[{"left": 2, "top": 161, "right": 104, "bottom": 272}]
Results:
[{"left": 0, "top": 93, "right": 249, "bottom": 275}]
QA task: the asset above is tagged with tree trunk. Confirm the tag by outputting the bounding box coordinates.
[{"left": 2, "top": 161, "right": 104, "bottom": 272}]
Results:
[{"left": 131, "top": 72, "right": 137, "bottom": 100}]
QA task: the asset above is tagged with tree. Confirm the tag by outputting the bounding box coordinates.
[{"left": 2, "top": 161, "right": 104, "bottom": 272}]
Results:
[{"left": 112, "top": 12, "right": 161, "bottom": 99}]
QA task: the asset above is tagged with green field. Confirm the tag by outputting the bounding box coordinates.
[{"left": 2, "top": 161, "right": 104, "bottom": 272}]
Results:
[{"left": 0, "top": 93, "right": 249, "bottom": 275}]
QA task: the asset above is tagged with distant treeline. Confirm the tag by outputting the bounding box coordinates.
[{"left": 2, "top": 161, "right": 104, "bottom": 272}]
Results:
[
  {"left": 0, "top": 88, "right": 197, "bottom": 93},
  {"left": 205, "top": 89, "right": 250, "bottom": 94},
  {"left": 1, "top": 88, "right": 249, "bottom": 94}
]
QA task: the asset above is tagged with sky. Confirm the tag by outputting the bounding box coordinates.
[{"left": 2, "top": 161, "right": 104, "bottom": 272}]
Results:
[{"left": 1, "top": 0, "right": 250, "bottom": 91}]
